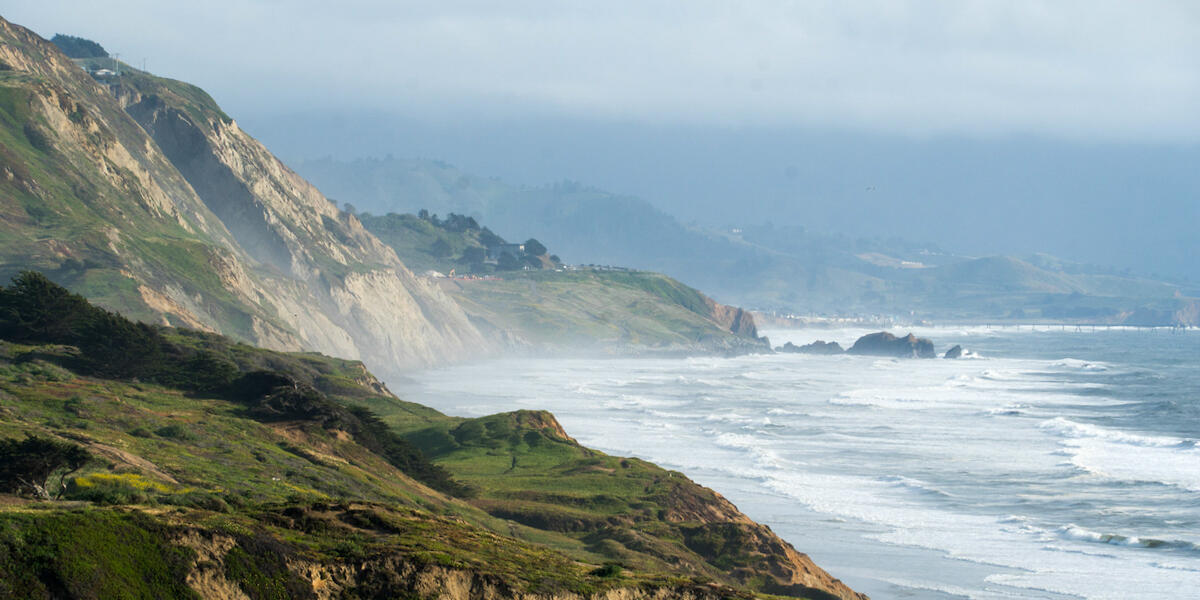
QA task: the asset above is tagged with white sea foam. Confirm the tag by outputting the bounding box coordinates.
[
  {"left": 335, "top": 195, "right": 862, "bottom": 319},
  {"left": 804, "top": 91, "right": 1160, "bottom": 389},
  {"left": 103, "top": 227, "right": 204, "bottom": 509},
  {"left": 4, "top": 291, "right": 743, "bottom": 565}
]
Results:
[
  {"left": 1053, "top": 358, "right": 1109, "bottom": 371},
  {"left": 1039, "top": 417, "right": 1200, "bottom": 491},
  {"left": 1054, "top": 524, "right": 1180, "bottom": 550},
  {"left": 398, "top": 330, "right": 1200, "bottom": 600},
  {"left": 1039, "top": 417, "right": 1187, "bottom": 448}
]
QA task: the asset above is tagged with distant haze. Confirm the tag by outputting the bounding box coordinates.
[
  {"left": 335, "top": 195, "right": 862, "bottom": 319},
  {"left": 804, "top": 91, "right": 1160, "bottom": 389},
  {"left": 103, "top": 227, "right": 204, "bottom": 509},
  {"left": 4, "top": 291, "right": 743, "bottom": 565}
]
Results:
[{"left": 8, "top": 2, "right": 1199, "bottom": 279}]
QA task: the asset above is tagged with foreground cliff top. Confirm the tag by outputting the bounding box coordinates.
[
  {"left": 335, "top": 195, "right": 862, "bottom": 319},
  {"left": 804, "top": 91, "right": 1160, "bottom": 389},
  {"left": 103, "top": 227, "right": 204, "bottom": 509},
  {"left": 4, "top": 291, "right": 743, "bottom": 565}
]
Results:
[{"left": 0, "top": 271, "right": 864, "bottom": 599}]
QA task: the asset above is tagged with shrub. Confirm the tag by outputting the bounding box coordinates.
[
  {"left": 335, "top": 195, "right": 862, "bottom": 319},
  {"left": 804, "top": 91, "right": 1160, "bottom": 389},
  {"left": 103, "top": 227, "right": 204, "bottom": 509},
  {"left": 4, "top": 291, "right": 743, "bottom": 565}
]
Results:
[
  {"left": 0, "top": 273, "right": 472, "bottom": 498},
  {"left": 154, "top": 423, "right": 196, "bottom": 440},
  {"left": 524, "top": 238, "right": 547, "bottom": 257},
  {"left": 50, "top": 34, "right": 108, "bottom": 58},
  {"left": 64, "top": 472, "right": 173, "bottom": 504},
  {"left": 0, "top": 435, "right": 91, "bottom": 499}
]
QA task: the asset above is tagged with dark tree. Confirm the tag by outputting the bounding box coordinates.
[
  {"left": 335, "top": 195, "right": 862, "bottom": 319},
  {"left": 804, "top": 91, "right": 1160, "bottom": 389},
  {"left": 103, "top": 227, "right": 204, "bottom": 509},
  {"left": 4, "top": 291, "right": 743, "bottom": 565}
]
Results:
[
  {"left": 440, "top": 213, "right": 480, "bottom": 233},
  {"left": 479, "top": 227, "right": 505, "bottom": 248},
  {"left": 523, "top": 238, "right": 548, "bottom": 257},
  {"left": 0, "top": 271, "right": 167, "bottom": 380},
  {"left": 430, "top": 238, "right": 453, "bottom": 258},
  {"left": 418, "top": 208, "right": 430, "bottom": 220},
  {"left": 0, "top": 272, "right": 473, "bottom": 498},
  {"left": 497, "top": 252, "right": 522, "bottom": 271},
  {"left": 0, "top": 436, "right": 91, "bottom": 499},
  {"left": 50, "top": 34, "right": 108, "bottom": 58},
  {"left": 460, "top": 247, "right": 486, "bottom": 264},
  {"left": 549, "top": 254, "right": 562, "bottom": 264}
]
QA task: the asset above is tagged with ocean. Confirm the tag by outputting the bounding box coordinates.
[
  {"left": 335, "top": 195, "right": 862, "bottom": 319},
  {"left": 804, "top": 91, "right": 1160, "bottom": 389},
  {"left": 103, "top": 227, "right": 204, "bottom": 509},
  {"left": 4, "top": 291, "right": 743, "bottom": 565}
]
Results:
[{"left": 391, "top": 326, "right": 1200, "bottom": 599}]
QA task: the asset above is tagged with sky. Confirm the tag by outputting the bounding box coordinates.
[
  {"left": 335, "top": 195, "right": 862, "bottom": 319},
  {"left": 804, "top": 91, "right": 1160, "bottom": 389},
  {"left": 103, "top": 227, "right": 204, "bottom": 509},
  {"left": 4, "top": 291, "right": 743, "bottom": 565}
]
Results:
[
  {"left": 5, "top": 2, "right": 1199, "bottom": 279},
  {"left": 10, "top": 1, "right": 1200, "bottom": 140}
]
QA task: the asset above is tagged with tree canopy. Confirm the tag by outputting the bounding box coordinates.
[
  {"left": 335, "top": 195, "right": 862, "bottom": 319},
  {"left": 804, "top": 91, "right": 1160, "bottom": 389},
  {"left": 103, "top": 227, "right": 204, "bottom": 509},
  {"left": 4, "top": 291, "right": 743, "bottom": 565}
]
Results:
[
  {"left": 0, "top": 436, "right": 91, "bottom": 499},
  {"left": 523, "top": 238, "right": 547, "bottom": 257},
  {"left": 0, "top": 272, "right": 471, "bottom": 497},
  {"left": 50, "top": 34, "right": 108, "bottom": 59}
]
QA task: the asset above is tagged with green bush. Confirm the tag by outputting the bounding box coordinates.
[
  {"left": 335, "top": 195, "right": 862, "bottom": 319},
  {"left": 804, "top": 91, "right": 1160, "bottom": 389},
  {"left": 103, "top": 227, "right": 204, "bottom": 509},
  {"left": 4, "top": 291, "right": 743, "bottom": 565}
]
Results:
[
  {"left": 0, "top": 510, "right": 198, "bottom": 599},
  {"left": 0, "top": 435, "right": 91, "bottom": 499},
  {"left": 50, "top": 34, "right": 108, "bottom": 58},
  {"left": 0, "top": 272, "right": 471, "bottom": 498}
]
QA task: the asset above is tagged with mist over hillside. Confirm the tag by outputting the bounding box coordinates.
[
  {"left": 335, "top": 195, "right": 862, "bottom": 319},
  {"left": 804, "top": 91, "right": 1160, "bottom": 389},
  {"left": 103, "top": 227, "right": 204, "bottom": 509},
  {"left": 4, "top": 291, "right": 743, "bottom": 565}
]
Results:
[
  {"left": 294, "top": 155, "right": 1196, "bottom": 325},
  {"left": 256, "top": 113, "right": 1199, "bottom": 285}
]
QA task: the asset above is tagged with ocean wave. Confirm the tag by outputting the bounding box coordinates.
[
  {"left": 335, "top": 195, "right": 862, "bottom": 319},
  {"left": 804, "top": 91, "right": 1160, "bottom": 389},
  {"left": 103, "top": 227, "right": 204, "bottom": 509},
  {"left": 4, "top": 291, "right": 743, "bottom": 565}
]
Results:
[
  {"left": 986, "top": 404, "right": 1029, "bottom": 417},
  {"left": 828, "top": 390, "right": 934, "bottom": 410},
  {"left": 1056, "top": 524, "right": 1200, "bottom": 553},
  {"left": 1039, "top": 417, "right": 1189, "bottom": 448},
  {"left": 1052, "top": 358, "right": 1109, "bottom": 371},
  {"left": 704, "top": 412, "right": 773, "bottom": 426},
  {"left": 712, "top": 432, "right": 785, "bottom": 468},
  {"left": 879, "top": 475, "right": 954, "bottom": 499},
  {"left": 980, "top": 369, "right": 1016, "bottom": 381},
  {"left": 765, "top": 407, "right": 807, "bottom": 416}
]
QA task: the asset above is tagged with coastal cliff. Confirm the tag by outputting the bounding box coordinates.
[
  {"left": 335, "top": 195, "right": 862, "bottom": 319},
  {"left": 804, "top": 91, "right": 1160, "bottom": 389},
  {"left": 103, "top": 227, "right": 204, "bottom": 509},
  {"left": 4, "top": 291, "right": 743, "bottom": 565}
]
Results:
[
  {"left": 0, "top": 17, "right": 489, "bottom": 377},
  {"left": 0, "top": 275, "right": 864, "bottom": 599}
]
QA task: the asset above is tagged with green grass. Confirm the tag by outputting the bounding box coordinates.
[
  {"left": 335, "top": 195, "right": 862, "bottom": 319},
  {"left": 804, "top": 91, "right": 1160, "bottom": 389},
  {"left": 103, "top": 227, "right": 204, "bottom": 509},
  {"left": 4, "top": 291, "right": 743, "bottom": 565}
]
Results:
[
  {"left": 0, "top": 332, "right": 831, "bottom": 600},
  {"left": 0, "top": 509, "right": 199, "bottom": 599},
  {"left": 441, "top": 270, "right": 742, "bottom": 348},
  {"left": 394, "top": 410, "right": 816, "bottom": 592}
]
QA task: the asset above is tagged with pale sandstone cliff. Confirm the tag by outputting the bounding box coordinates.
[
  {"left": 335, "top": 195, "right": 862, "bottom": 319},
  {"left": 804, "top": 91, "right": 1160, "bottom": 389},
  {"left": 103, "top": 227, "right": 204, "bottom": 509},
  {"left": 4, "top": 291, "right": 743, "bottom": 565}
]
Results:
[{"left": 0, "top": 17, "right": 489, "bottom": 376}]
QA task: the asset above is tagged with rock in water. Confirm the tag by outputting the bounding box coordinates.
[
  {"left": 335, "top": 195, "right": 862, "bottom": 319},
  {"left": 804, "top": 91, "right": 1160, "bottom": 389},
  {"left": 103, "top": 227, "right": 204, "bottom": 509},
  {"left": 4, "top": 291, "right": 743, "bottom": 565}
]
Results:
[
  {"left": 848, "top": 331, "right": 936, "bottom": 358},
  {"left": 779, "top": 340, "right": 845, "bottom": 354},
  {"left": 944, "top": 345, "right": 963, "bottom": 359}
]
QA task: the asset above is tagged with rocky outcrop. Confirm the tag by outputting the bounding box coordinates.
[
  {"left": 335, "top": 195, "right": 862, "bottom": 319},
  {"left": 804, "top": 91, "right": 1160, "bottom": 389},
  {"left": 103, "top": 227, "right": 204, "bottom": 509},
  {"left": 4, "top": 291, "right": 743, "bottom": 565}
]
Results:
[
  {"left": 0, "top": 18, "right": 490, "bottom": 376},
  {"left": 943, "top": 345, "right": 963, "bottom": 359},
  {"left": 1121, "top": 299, "right": 1200, "bottom": 327},
  {"left": 697, "top": 299, "right": 770, "bottom": 355},
  {"left": 177, "top": 527, "right": 751, "bottom": 600},
  {"left": 778, "top": 340, "right": 844, "bottom": 355},
  {"left": 848, "top": 332, "right": 935, "bottom": 358}
]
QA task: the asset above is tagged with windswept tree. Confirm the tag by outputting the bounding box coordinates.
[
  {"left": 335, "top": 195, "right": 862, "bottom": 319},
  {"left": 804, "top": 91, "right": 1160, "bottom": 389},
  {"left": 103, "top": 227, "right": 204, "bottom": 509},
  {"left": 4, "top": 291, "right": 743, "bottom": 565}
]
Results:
[
  {"left": 431, "top": 238, "right": 453, "bottom": 258},
  {"left": 523, "top": 238, "right": 548, "bottom": 257},
  {"left": 50, "top": 34, "right": 108, "bottom": 58},
  {"left": 0, "top": 436, "right": 91, "bottom": 499},
  {"left": 497, "top": 252, "right": 522, "bottom": 271},
  {"left": 460, "top": 246, "right": 486, "bottom": 264},
  {"left": 479, "top": 227, "right": 505, "bottom": 248}
]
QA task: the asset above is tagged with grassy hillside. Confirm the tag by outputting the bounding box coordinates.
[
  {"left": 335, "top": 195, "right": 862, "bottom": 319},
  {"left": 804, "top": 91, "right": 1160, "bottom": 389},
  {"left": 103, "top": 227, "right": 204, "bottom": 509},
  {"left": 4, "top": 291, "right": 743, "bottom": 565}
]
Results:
[
  {"left": 0, "top": 272, "right": 860, "bottom": 600},
  {"left": 359, "top": 212, "right": 767, "bottom": 354},
  {"left": 359, "top": 212, "right": 556, "bottom": 275},
  {"left": 440, "top": 270, "right": 761, "bottom": 352}
]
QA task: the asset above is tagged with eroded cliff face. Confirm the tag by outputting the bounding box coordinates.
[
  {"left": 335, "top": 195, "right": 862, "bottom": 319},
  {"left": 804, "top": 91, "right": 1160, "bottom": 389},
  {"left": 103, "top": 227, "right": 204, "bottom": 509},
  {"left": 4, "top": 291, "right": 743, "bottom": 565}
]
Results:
[
  {"left": 177, "top": 527, "right": 748, "bottom": 600},
  {"left": 704, "top": 300, "right": 761, "bottom": 341},
  {"left": 0, "top": 17, "right": 490, "bottom": 375}
]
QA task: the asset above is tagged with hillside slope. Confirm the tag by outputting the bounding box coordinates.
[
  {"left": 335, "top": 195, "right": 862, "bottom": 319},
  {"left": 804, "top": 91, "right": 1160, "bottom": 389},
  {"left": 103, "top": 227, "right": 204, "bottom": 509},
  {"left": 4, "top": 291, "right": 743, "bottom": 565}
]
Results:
[
  {"left": 360, "top": 212, "right": 767, "bottom": 354},
  {"left": 0, "top": 17, "right": 488, "bottom": 377},
  {"left": 296, "top": 157, "right": 1196, "bottom": 325},
  {"left": 0, "top": 273, "right": 862, "bottom": 600}
]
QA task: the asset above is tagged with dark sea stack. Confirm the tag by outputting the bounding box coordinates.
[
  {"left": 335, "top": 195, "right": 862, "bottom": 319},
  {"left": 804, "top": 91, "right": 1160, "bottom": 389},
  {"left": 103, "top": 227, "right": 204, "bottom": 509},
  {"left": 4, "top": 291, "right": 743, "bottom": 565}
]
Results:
[
  {"left": 848, "top": 331, "right": 936, "bottom": 358},
  {"left": 944, "top": 345, "right": 963, "bottom": 359},
  {"left": 779, "top": 340, "right": 845, "bottom": 354}
]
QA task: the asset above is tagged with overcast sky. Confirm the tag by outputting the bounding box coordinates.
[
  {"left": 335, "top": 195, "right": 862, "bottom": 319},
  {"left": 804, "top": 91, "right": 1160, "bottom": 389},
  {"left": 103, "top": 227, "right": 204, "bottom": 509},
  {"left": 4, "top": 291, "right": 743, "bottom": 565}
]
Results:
[
  {"left": 8, "top": 1, "right": 1200, "bottom": 141},
  {"left": 6, "top": 3, "right": 1199, "bottom": 280}
]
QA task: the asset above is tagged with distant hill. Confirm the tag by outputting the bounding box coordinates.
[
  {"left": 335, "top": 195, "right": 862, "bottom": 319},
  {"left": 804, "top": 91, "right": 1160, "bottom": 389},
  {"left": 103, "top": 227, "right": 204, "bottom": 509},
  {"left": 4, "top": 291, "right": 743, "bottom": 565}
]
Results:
[
  {"left": 359, "top": 211, "right": 768, "bottom": 354},
  {"left": 359, "top": 211, "right": 557, "bottom": 275},
  {"left": 297, "top": 156, "right": 1198, "bottom": 326}
]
